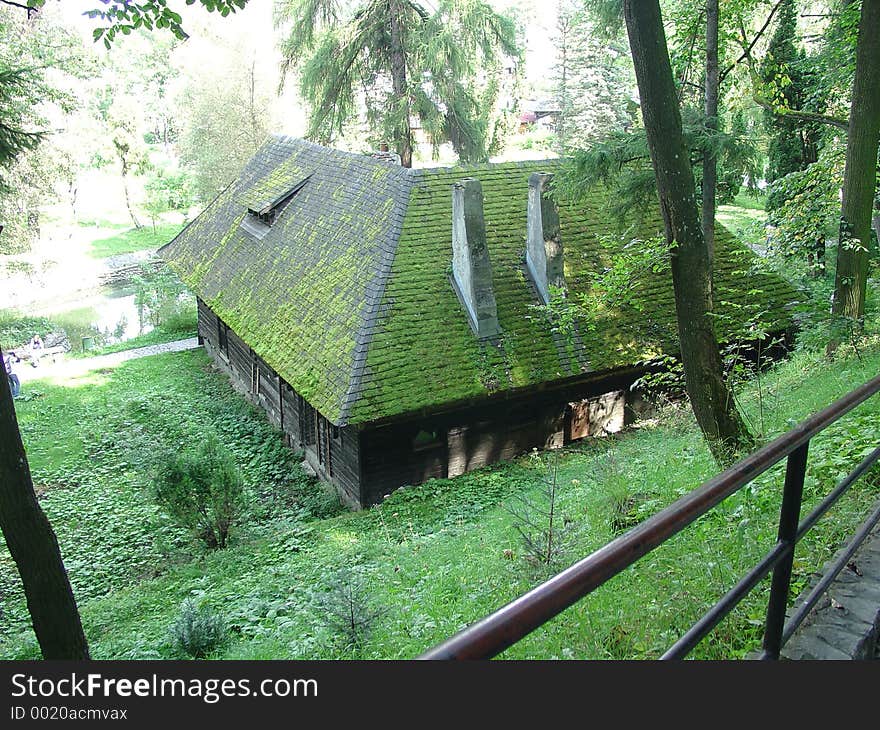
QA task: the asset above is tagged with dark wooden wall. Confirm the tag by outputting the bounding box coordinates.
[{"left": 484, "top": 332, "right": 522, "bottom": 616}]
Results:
[
  {"left": 356, "top": 373, "right": 646, "bottom": 507},
  {"left": 198, "top": 299, "right": 652, "bottom": 510},
  {"left": 196, "top": 298, "right": 362, "bottom": 508}
]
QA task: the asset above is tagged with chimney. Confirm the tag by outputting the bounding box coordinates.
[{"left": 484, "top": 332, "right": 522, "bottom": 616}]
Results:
[
  {"left": 526, "top": 172, "right": 564, "bottom": 304},
  {"left": 451, "top": 178, "right": 500, "bottom": 338}
]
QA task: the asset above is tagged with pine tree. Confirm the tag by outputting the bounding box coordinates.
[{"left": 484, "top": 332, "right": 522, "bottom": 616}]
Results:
[
  {"left": 554, "top": 0, "right": 635, "bottom": 152},
  {"left": 760, "top": 0, "right": 819, "bottom": 188},
  {"left": 276, "top": 0, "right": 521, "bottom": 167}
]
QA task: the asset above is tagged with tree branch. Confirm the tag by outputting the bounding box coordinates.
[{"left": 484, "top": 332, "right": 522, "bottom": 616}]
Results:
[
  {"left": 0, "top": 1, "right": 34, "bottom": 10},
  {"left": 720, "top": 0, "right": 785, "bottom": 83},
  {"left": 752, "top": 96, "right": 849, "bottom": 131},
  {"left": 730, "top": 2, "right": 849, "bottom": 133}
]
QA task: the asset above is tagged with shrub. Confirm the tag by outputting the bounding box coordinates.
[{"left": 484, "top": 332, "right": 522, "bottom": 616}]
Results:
[
  {"left": 0, "top": 311, "right": 57, "bottom": 350},
  {"left": 153, "top": 436, "right": 246, "bottom": 549},
  {"left": 169, "top": 598, "right": 226, "bottom": 658},
  {"left": 505, "top": 453, "right": 572, "bottom": 570},
  {"left": 313, "top": 567, "right": 386, "bottom": 654}
]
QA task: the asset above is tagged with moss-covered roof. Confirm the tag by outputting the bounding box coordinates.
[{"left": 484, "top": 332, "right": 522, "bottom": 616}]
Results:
[{"left": 161, "top": 136, "right": 798, "bottom": 426}]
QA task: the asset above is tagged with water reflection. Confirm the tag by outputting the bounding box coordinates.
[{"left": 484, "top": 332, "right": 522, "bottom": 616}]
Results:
[{"left": 34, "top": 284, "right": 155, "bottom": 352}]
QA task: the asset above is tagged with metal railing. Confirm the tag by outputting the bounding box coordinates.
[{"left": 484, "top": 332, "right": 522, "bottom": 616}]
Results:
[{"left": 418, "top": 373, "right": 880, "bottom": 660}]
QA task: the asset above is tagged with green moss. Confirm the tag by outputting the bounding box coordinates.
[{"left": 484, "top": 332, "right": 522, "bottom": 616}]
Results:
[
  {"left": 349, "top": 160, "right": 797, "bottom": 423},
  {"left": 162, "top": 139, "right": 798, "bottom": 428}
]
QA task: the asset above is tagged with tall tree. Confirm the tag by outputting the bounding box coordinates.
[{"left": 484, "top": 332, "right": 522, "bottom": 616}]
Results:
[
  {"left": 174, "top": 31, "right": 276, "bottom": 202},
  {"left": 0, "top": 351, "right": 90, "bottom": 659},
  {"left": 553, "top": 0, "right": 635, "bottom": 152},
  {"left": 0, "top": 0, "right": 255, "bottom": 661},
  {"left": 622, "top": 0, "right": 753, "bottom": 461},
  {"left": 702, "top": 0, "right": 719, "bottom": 265},
  {"left": 759, "top": 0, "right": 820, "bottom": 187},
  {"left": 276, "top": 0, "right": 520, "bottom": 167},
  {"left": 830, "top": 0, "right": 880, "bottom": 334}
]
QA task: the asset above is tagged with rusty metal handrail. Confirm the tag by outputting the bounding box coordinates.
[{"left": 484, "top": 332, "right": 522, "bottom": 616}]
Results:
[{"left": 418, "top": 373, "right": 880, "bottom": 660}]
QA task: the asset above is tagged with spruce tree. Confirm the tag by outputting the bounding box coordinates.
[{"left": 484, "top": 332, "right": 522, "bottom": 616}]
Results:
[{"left": 760, "top": 0, "right": 819, "bottom": 188}]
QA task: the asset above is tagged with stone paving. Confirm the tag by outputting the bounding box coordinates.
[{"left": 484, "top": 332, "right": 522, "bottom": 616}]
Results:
[
  {"left": 781, "top": 517, "right": 880, "bottom": 660},
  {"left": 14, "top": 337, "right": 201, "bottom": 385}
]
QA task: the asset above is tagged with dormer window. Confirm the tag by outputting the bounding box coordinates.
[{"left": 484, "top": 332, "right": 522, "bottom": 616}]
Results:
[{"left": 240, "top": 172, "right": 312, "bottom": 239}]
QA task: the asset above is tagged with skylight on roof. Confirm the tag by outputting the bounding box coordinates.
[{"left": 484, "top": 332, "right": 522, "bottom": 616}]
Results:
[{"left": 240, "top": 173, "right": 312, "bottom": 239}]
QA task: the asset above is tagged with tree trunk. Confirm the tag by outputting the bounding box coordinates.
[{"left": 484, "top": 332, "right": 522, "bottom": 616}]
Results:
[
  {"left": 873, "top": 199, "right": 879, "bottom": 247},
  {"left": 623, "top": 0, "right": 753, "bottom": 462},
  {"left": 120, "top": 161, "right": 141, "bottom": 230},
  {"left": 830, "top": 0, "right": 880, "bottom": 335},
  {"left": 0, "top": 347, "right": 90, "bottom": 659},
  {"left": 702, "top": 0, "right": 719, "bottom": 268},
  {"left": 389, "top": 0, "right": 413, "bottom": 168}
]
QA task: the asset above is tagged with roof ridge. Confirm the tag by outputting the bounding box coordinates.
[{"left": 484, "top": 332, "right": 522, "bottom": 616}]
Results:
[
  {"left": 413, "top": 157, "right": 562, "bottom": 174},
  {"left": 336, "top": 167, "right": 423, "bottom": 424}
]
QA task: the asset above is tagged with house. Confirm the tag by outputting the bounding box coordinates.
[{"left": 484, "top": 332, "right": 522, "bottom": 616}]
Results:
[{"left": 159, "top": 136, "right": 797, "bottom": 509}]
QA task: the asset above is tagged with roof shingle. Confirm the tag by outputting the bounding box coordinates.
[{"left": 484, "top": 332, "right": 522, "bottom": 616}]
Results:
[{"left": 160, "top": 136, "right": 799, "bottom": 426}]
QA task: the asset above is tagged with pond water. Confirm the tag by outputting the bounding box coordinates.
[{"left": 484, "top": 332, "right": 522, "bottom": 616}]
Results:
[{"left": 31, "top": 284, "right": 154, "bottom": 352}]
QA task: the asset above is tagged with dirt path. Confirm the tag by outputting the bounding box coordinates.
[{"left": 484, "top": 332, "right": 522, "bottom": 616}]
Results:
[{"left": 15, "top": 337, "right": 201, "bottom": 384}]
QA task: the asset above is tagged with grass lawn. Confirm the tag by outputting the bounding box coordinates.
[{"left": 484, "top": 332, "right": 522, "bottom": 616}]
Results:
[
  {"left": 88, "top": 222, "right": 184, "bottom": 259},
  {"left": 2, "top": 340, "right": 879, "bottom": 660}
]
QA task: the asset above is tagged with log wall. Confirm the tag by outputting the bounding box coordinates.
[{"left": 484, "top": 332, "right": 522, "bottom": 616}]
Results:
[{"left": 197, "top": 298, "right": 362, "bottom": 508}]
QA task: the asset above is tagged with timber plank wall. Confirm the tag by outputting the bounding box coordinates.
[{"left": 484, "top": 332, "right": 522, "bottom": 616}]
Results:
[{"left": 200, "top": 296, "right": 653, "bottom": 509}]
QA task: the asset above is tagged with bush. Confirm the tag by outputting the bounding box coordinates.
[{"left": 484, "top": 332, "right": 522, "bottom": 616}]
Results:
[
  {"left": 153, "top": 437, "right": 246, "bottom": 549},
  {"left": 157, "top": 305, "right": 197, "bottom": 336},
  {"left": 169, "top": 598, "right": 226, "bottom": 658}
]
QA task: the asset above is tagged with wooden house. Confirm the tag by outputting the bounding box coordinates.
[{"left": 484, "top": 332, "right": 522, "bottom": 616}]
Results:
[{"left": 160, "top": 136, "right": 797, "bottom": 509}]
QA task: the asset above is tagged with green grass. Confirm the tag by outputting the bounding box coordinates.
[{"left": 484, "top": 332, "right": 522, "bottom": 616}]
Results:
[
  {"left": 88, "top": 222, "right": 183, "bottom": 259},
  {"left": 718, "top": 189, "right": 769, "bottom": 245},
  {"left": 2, "top": 341, "right": 879, "bottom": 661}
]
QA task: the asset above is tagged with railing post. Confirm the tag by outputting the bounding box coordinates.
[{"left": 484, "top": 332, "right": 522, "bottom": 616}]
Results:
[{"left": 761, "top": 441, "right": 809, "bottom": 660}]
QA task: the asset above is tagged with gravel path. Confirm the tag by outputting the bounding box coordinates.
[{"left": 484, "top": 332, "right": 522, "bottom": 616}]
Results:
[{"left": 15, "top": 337, "right": 201, "bottom": 384}]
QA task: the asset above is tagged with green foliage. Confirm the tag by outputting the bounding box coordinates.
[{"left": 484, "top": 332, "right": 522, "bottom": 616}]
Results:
[
  {"left": 0, "top": 310, "right": 56, "bottom": 351},
  {"left": 175, "top": 48, "right": 274, "bottom": 203},
  {"left": 152, "top": 435, "right": 246, "bottom": 550},
  {"left": 143, "top": 165, "right": 195, "bottom": 228},
  {"left": 557, "top": 113, "right": 759, "bottom": 222},
  {"left": 22, "top": 0, "right": 250, "bottom": 48},
  {"left": 758, "top": 0, "right": 822, "bottom": 184},
  {"left": 766, "top": 147, "right": 843, "bottom": 272},
  {"left": 554, "top": 1, "right": 635, "bottom": 151},
  {"left": 132, "top": 263, "right": 190, "bottom": 330},
  {"left": 0, "top": 67, "right": 43, "bottom": 172},
  {"left": 505, "top": 453, "right": 572, "bottom": 570},
  {"left": 169, "top": 598, "right": 226, "bottom": 658},
  {"left": 3, "top": 343, "right": 880, "bottom": 660},
  {"left": 0, "top": 5, "right": 90, "bottom": 253},
  {"left": 312, "top": 566, "right": 386, "bottom": 653},
  {"left": 278, "top": 0, "right": 522, "bottom": 163},
  {"left": 573, "top": 232, "right": 676, "bottom": 348}
]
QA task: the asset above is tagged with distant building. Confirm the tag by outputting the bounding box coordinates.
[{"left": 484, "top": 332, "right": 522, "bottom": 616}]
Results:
[
  {"left": 518, "top": 99, "right": 562, "bottom": 132},
  {"left": 161, "top": 136, "right": 797, "bottom": 509}
]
